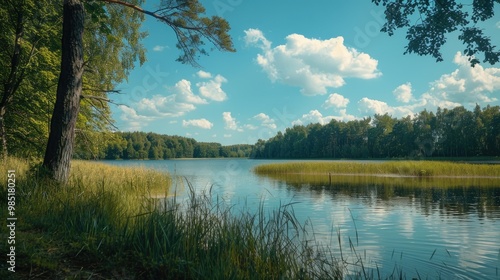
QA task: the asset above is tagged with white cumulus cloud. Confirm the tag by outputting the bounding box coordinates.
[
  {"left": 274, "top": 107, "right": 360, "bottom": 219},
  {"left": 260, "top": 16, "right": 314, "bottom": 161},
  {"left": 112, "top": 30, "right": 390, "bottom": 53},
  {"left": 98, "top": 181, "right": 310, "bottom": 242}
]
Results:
[
  {"left": 323, "top": 93, "right": 350, "bottom": 108},
  {"left": 118, "top": 105, "right": 155, "bottom": 131},
  {"left": 244, "top": 28, "right": 381, "bottom": 95},
  {"left": 253, "top": 113, "right": 277, "bottom": 129},
  {"left": 182, "top": 119, "right": 213, "bottom": 129},
  {"left": 136, "top": 95, "right": 196, "bottom": 117},
  {"left": 118, "top": 94, "right": 197, "bottom": 131},
  {"left": 173, "top": 79, "right": 207, "bottom": 104},
  {"left": 393, "top": 83, "right": 413, "bottom": 103},
  {"left": 197, "top": 74, "right": 228, "bottom": 101},
  {"left": 358, "top": 97, "right": 416, "bottom": 117},
  {"left": 422, "top": 52, "right": 500, "bottom": 108},
  {"left": 293, "top": 109, "right": 357, "bottom": 125},
  {"left": 197, "top": 70, "right": 212, "bottom": 79},
  {"left": 292, "top": 110, "right": 334, "bottom": 126},
  {"left": 356, "top": 52, "right": 500, "bottom": 118},
  {"left": 223, "top": 112, "right": 243, "bottom": 131},
  {"left": 244, "top": 28, "right": 272, "bottom": 50},
  {"left": 333, "top": 109, "right": 357, "bottom": 122},
  {"left": 118, "top": 72, "right": 230, "bottom": 130}
]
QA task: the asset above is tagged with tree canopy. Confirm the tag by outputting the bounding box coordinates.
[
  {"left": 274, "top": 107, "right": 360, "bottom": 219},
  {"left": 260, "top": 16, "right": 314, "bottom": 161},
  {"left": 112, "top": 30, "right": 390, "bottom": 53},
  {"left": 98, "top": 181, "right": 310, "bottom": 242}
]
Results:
[
  {"left": 76, "top": 131, "right": 254, "bottom": 160},
  {"left": 0, "top": 0, "right": 147, "bottom": 159},
  {"left": 1, "top": 0, "right": 235, "bottom": 182},
  {"left": 252, "top": 105, "right": 500, "bottom": 159},
  {"left": 41, "top": 0, "right": 235, "bottom": 182},
  {"left": 372, "top": 0, "right": 500, "bottom": 66}
]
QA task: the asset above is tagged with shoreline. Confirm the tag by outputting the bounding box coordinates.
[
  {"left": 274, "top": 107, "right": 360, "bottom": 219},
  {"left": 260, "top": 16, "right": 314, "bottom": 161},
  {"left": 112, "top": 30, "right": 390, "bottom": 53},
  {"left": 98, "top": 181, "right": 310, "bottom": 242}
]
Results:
[{"left": 267, "top": 172, "right": 500, "bottom": 179}]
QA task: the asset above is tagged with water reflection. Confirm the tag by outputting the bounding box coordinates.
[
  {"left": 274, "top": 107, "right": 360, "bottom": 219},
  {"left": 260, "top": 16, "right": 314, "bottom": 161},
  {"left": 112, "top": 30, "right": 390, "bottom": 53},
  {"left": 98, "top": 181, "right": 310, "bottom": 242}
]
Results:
[
  {"left": 105, "top": 159, "right": 500, "bottom": 279},
  {"left": 257, "top": 172, "right": 500, "bottom": 279},
  {"left": 260, "top": 173, "right": 500, "bottom": 219}
]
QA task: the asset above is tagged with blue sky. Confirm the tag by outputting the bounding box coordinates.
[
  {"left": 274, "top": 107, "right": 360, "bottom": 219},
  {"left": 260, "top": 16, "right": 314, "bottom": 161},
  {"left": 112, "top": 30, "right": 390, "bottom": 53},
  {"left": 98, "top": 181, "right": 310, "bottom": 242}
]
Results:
[{"left": 111, "top": 1, "right": 500, "bottom": 145}]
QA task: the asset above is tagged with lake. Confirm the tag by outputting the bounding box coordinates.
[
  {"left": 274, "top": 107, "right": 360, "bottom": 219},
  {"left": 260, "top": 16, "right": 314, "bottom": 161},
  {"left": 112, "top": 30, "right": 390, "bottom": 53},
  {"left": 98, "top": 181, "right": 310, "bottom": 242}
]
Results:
[{"left": 104, "top": 158, "right": 500, "bottom": 279}]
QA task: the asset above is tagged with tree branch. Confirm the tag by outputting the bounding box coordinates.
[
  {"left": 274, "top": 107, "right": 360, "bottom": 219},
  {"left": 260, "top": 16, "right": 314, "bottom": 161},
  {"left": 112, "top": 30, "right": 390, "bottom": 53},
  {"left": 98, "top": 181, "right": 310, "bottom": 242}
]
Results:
[
  {"left": 96, "top": 0, "right": 235, "bottom": 66},
  {"left": 82, "top": 88, "right": 122, "bottom": 94},
  {"left": 80, "top": 94, "right": 126, "bottom": 107},
  {"left": 84, "top": 99, "right": 120, "bottom": 131},
  {"left": 99, "top": 0, "right": 201, "bottom": 31}
]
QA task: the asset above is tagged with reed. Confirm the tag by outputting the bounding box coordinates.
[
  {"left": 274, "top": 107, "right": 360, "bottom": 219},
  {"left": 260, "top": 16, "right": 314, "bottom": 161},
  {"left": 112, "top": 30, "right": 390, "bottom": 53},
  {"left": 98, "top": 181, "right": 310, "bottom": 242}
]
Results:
[
  {"left": 122, "top": 183, "right": 343, "bottom": 279},
  {"left": 0, "top": 159, "right": 345, "bottom": 279},
  {"left": 254, "top": 161, "right": 500, "bottom": 178},
  {"left": 259, "top": 172, "right": 500, "bottom": 188}
]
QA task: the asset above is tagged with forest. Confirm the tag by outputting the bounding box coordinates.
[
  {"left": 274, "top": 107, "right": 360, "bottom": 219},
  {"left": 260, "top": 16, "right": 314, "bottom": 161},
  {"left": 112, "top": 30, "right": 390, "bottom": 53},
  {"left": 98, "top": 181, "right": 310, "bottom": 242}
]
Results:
[
  {"left": 252, "top": 105, "right": 500, "bottom": 159},
  {"left": 80, "top": 131, "right": 254, "bottom": 160}
]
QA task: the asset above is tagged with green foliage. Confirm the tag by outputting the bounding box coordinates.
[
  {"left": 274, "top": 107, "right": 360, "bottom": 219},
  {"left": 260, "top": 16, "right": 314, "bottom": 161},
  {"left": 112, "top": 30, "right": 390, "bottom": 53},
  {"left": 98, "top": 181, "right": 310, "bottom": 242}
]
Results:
[
  {"left": 257, "top": 170, "right": 500, "bottom": 189},
  {"left": 77, "top": 131, "right": 254, "bottom": 160},
  {"left": 76, "top": 0, "right": 148, "bottom": 159},
  {"left": 2, "top": 0, "right": 236, "bottom": 163},
  {"left": 253, "top": 106, "right": 500, "bottom": 159},
  {"left": 254, "top": 160, "right": 500, "bottom": 178},
  {"left": 0, "top": 0, "right": 61, "bottom": 158},
  {"left": 372, "top": 0, "right": 500, "bottom": 66},
  {"left": 117, "top": 0, "right": 235, "bottom": 66},
  {"left": 0, "top": 0, "right": 149, "bottom": 159}
]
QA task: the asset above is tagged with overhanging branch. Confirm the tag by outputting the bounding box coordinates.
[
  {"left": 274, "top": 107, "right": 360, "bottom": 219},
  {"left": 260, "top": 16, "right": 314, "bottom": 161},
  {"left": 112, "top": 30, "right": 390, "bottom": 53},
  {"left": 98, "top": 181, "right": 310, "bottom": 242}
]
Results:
[
  {"left": 98, "top": 0, "right": 200, "bottom": 31},
  {"left": 80, "top": 94, "right": 126, "bottom": 107}
]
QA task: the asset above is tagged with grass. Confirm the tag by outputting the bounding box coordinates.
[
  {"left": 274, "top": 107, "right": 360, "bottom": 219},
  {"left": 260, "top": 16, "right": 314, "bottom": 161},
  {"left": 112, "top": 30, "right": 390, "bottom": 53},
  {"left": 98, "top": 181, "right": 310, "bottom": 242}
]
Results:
[
  {"left": 259, "top": 172, "right": 500, "bottom": 189},
  {"left": 253, "top": 161, "right": 500, "bottom": 178},
  {"left": 0, "top": 158, "right": 347, "bottom": 279}
]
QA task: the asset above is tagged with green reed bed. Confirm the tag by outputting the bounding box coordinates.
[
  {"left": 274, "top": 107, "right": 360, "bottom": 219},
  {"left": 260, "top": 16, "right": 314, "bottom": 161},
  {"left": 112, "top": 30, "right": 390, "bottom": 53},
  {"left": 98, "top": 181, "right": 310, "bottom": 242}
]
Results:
[
  {"left": 260, "top": 172, "right": 500, "bottom": 189},
  {"left": 0, "top": 158, "right": 345, "bottom": 279},
  {"left": 126, "top": 183, "right": 343, "bottom": 279},
  {"left": 254, "top": 161, "right": 500, "bottom": 178}
]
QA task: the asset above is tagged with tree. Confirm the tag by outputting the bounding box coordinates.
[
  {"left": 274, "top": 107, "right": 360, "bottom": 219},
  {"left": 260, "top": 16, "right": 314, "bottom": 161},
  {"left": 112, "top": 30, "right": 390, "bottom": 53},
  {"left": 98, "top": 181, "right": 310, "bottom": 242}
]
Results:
[
  {"left": 372, "top": 0, "right": 500, "bottom": 66},
  {"left": 43, "top": 0, "right": 235, "bottom": 183},
  {"left": 73, "top": 0, "right": 148, "bottom": 159},
  {"left": 368, "top": 113, "right": 396, "bottom": 157},
  {"left": 0, "top": 0, "right": 147, "bottom": 160},
  {"left": 0, "top": 0, "right": 61, "bottom": 158}
]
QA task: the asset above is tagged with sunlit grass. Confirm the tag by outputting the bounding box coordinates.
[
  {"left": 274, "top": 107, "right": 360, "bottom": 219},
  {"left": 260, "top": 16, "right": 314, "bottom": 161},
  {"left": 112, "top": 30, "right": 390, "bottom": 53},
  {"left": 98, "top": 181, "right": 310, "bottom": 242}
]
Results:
[
  {"left": 0, "top": 156, "right": 30, "bottom": 182},
  {"left": 70, "top": 160, "right": 172, "bottom": 197},
  {"left": 254, "top": 161, "right": 500, "bottom": 178},
  {"left": 259, "top": 172, "right": 500, "bottom": 188},
  {"left": 123, "top": 183, "right": 343, "bottom": 279},
  {"left": 0, "top": 159, "right": 344, "bottom": 279}
]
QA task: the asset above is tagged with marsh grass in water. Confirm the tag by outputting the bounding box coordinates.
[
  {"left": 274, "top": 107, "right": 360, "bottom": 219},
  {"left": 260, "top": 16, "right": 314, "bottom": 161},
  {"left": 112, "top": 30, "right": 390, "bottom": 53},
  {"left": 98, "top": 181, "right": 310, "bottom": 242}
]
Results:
[
  {"left": 254, "top": 161, "right": 500, "bottom": 178},
  {"left": 0, "top": 158, "right": 346, "bottom": 279},
  {"left": 260, "top": 172, "right": 500, "bottom": 188}
]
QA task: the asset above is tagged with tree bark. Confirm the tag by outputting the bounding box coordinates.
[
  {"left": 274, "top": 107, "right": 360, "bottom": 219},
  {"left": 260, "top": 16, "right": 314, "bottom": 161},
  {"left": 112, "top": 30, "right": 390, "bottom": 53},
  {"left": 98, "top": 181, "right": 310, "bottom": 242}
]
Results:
[{"left": 43, "top": 0, "right": 84, "bottom": 183}]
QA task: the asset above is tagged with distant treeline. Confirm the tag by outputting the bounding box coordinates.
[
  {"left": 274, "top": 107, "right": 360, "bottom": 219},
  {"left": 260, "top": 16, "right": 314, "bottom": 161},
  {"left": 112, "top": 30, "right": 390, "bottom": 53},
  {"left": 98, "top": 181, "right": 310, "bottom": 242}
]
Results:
[
  {"left": 75, "top": 132, "right": 253, "bottom": 160},
  {"left": 251, "top": 105, "right": 500, "bottom": 159}
]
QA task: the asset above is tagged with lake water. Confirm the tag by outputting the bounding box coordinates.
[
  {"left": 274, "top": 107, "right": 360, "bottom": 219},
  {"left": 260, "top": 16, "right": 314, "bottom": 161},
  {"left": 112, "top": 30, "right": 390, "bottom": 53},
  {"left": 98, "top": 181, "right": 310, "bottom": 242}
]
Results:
[{"left": 104, "top": 158, "right": 500, "bottom": 279}]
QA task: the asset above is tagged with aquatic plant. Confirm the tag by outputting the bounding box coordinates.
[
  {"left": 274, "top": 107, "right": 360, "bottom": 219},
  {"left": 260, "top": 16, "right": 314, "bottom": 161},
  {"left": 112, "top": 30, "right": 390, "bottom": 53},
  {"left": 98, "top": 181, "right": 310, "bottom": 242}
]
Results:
[{"left": 254, "top": 161, "right": 500, "bottom": 178}]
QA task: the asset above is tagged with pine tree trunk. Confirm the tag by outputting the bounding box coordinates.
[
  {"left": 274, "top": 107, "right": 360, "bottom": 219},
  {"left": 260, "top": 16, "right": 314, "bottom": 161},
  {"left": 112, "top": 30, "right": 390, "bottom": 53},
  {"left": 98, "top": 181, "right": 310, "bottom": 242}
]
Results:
[{"left": 43, "top": 0, "right": 84, "bottom": 183}]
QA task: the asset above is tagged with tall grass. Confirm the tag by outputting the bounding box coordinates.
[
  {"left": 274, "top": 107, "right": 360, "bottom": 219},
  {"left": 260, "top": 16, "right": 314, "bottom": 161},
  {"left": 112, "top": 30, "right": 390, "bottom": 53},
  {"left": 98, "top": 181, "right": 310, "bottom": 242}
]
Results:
[
  {"left": 259, "top": 173, "right": 500, "bottom": 188},
  {"left": 0, "top": 159, "right": 345, "bottom": 279},
  {"left": 254, "top": 161, "right": 500, "bottom": 177},
  {"left": 1, "top": 158, "right": 174, "bottom": 278},
  {"left": 124, "top": 183, "right": 343, "bottom": 279}
]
